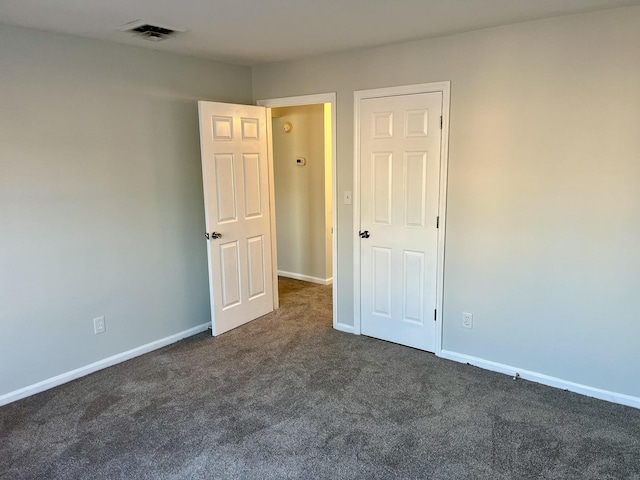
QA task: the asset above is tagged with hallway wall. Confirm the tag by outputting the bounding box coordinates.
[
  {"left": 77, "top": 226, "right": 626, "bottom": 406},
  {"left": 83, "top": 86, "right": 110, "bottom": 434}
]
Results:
[{"left": 271, "top": 105, "right": 331, "bottom": 284}]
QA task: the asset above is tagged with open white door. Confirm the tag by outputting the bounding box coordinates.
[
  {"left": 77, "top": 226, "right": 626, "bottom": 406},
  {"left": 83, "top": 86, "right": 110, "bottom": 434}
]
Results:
[{"left": 198, "top": 101, "right": 274, "bottom": 335}]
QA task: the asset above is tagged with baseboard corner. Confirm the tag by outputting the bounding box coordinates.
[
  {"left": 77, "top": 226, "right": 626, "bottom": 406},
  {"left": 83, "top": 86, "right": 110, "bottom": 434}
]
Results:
[{"left": 334, "top": 322, "right": 356, "bottom": 334}]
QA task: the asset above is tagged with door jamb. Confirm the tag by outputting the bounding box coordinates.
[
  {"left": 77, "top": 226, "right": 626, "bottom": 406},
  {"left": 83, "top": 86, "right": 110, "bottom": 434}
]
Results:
[
  {"left": 257, "top": 93, "right": 339, "bottom": 329},
  {"left": 353, "top": 82, "right": 450, "bottom": 355}
]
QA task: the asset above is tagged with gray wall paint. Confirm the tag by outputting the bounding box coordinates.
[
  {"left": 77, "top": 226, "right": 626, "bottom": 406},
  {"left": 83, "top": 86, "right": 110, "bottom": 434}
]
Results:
[
  {"left": 252, "top": 7, "right": 640, "bottom": 398},
  {"left": 272, "top": 105, "right": 330, "bottom": 281},
  {"left": 0, "top": 25, "right": 253, "bottom": 396}
]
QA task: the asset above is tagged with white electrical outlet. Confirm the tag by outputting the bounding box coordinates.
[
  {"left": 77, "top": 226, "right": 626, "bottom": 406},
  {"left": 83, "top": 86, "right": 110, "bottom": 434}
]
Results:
[
  {"left": 462, "top": 312, "right": 473, "bottom": 329},
  {"left": 94, "top": 316, "right": 106, "bottom": 335}
]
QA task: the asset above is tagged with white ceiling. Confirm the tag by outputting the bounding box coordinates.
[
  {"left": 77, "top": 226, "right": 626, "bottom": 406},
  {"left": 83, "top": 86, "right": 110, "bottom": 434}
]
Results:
[{"left": 1, "top": 0, "right": 638, "bottom": 65}]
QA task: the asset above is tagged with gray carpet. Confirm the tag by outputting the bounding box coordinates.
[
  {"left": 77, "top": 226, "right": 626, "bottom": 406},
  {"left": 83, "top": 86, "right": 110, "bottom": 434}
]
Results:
[{"left": 1, "top": 277, "right": 639, "bottom": 479}]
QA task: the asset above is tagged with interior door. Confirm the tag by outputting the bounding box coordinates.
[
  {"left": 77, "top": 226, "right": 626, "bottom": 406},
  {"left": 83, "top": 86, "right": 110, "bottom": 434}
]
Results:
[
  {"left": 198, "top": 101, "right": 274, "bottom": 335},
  {"left": 359, "top": 92, "right": 443, "bottom": 351}
]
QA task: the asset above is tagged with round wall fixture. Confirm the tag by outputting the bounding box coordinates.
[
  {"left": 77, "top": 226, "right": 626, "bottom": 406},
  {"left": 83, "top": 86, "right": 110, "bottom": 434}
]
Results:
[{"left": 283, "top": 122, "right": 293, "bottom": 133}]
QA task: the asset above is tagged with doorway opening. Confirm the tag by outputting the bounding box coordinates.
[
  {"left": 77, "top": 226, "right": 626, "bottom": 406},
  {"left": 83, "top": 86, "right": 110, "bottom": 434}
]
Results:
[
  {"left": 271, "top": 104, "right": 332, "bottom": 309},
  {"left": 258, "top": 94, "right": 338, "bottom": 327}
]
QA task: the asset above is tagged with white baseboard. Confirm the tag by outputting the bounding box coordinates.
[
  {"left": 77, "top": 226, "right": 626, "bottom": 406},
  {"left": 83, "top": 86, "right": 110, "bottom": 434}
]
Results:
[
  {"left": 0, "top": 322, "right": 211, "bottom": 407},
  {"left": 278, "top": 270, "right": 333, "bottom": 285},
  {"left": 334, "top": 322, "right": 356, "bottom": 334},
  {"left": 439, "top": 349, "right": 640, "bottom": 410}
]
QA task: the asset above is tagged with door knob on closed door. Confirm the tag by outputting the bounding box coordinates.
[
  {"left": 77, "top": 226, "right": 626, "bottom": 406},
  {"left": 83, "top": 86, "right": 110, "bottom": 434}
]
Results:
[
  {"left": 211, "top": 232, "right": 222, "bottom": 239},
  {"left": 359, "top": 230, "right": 370, "bottom": 238}
]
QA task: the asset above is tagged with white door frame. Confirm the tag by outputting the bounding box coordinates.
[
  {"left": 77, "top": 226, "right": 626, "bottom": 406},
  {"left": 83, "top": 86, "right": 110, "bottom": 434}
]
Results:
[
  {"left": 353, "top": 82, "right": 450, "bottom": 355},
  {"left": 257, "top": 93, "right": 339, "bottom": 329}
]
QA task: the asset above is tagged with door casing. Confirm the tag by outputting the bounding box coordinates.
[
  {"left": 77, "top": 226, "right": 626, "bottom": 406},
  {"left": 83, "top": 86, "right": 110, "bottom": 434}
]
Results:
[
  {"left": 257, "top": 93, "right": 339, "bottom": 330},
  {"left": 353, "top": 82, "right": 450, "bottom": 355}
]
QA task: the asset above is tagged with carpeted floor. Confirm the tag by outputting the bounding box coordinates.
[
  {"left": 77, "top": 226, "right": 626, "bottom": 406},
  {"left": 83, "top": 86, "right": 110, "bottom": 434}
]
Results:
[{"left": 1, "top": 277, "right": 639, "bottom": 479}]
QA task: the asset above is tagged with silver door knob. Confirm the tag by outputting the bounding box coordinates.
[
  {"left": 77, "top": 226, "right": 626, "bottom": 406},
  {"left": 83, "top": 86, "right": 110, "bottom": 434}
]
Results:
[
  {"left": 211, "top": 232, "right": 222, "bottom": 239},
  {"left": 359, "top": 230, "right": 370, "bottom": 239}
]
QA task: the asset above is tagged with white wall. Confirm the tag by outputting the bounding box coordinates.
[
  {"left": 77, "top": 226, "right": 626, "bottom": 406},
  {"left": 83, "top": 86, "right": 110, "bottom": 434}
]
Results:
[
  {"left": 252, "top": 7, "right": 640, "bottom": 399},
  {"left": 272, "top": 105, "right": 330, "bottom": 282},
  {"left": 0, "top": 25, "right": 253, "bottom": 397}
]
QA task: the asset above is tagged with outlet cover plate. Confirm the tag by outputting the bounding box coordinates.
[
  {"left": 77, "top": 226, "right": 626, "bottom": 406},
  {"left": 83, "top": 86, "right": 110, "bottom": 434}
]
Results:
[
  {"left": 462, "top": 312, "right": 473, "bottom": 329},
  {"left": 94, "top": 316, "right": 106, "bottom": 335}
]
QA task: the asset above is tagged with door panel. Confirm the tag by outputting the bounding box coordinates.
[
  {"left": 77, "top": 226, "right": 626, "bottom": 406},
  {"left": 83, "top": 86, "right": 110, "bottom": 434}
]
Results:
[
  {"left": 199, "top": 101, "right": 274, "bottom": 335},
  {"left": 214, "top": 154, "right": 238, "bottom": 223},
  {"left": 372, "top": 246, "right": 392, "bottom": 317},
  {"left": 220, "top": 241, "right": 241, "bottom": 309},
  {"left": 373, "top": 153, "right": 393, "bottom": 224},
  {"left": 243, "top": 154, "right": 263, "bottom": 218},
  {"left": 247, "top": 235, "right": 266, "bottom": 299},
  {"left": 404, "top": 152, "right": 427, "bottom": 227},
  {"left": 403, "top": 250, "right": 425, "bottom": 324},
  {"left": 359, "top": 92, "right": 442, "bottom": 352}
]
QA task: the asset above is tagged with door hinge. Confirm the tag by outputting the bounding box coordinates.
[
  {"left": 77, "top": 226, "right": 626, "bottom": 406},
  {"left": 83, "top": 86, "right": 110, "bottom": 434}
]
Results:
[
  {"left": 434, "top": 309, "right": 437, "bottom": 321},
  {"left": 440, "top": 116, "right": 443, "bottom": 129},
  {"left": 436, "top": 216, "right": 440, "bottom": 228}
]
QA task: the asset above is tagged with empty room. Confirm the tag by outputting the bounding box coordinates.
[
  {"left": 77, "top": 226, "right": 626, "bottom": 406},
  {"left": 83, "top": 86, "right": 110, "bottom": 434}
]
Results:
[{"left": 1, "top": 1, "right": 640, "bottom": 479}]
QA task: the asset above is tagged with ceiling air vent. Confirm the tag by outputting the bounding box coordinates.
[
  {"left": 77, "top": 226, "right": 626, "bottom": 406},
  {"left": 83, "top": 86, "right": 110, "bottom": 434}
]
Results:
[{"left": 118, "top": 20, "right": 185, "bottom": 42}]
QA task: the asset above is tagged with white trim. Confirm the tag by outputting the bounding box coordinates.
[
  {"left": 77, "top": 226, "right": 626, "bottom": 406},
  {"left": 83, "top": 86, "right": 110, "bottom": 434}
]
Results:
[
  {"left": 353, "top": 82, "right": 451, "bottom": 345},
  {"left": 257, "top": 93, "right": 339, "bottom": 329},
  {"left": 258, "top": 93, "right": 335, "bottom": 109},
  {"left": 439, "top": 350, "right": 640, "bottom": 410},
  {"left": 0, "top": 323, "right": 210, "bottom": 407},
  {"left": 334, "top": 322, "right": 356, "bottom": 334},
  {"left": 353, "top": 92, "right": 362, "bottom": 335},
  {"left": 278, "top": 270, "right": 333, "bottom": 285},
  {"left": 434, "top": 82, "right": 451, "bottom": 356}
]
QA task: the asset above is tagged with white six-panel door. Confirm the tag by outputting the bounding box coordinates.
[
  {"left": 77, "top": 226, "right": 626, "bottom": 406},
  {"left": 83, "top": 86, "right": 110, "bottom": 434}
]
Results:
[
  {"left": 198, "top": 101, "right": 274, "bottom": 335},
  {"left": 359, "top": 92, "right": 443, "bottom": 351}
]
